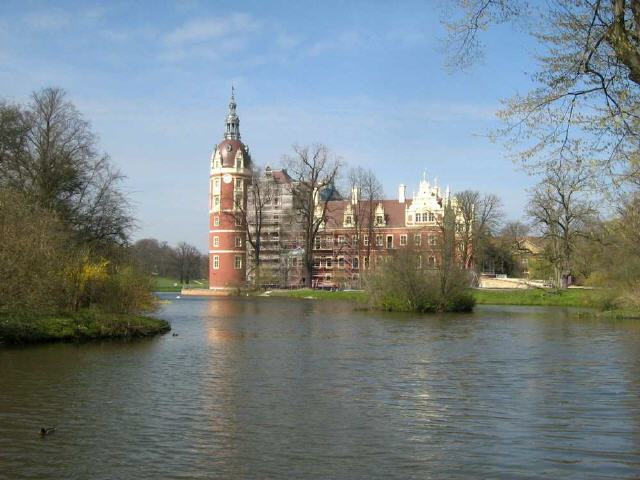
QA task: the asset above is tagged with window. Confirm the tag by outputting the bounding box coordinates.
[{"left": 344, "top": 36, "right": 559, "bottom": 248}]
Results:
[
  {"left": 415, "top": 213, "right": 421, "bottom": 222},
  {"left": 428, "top": 256, "right": 436, "bottom": 267},
  {"left": 235, "top": 178, "right": 242, "bottom": 190},
  {"left": 352, "top": 257, "right": 359, "bottom": 269},
  {"left": 414, "top": 234, "right": 421, "bottom": 245},
  {"left": 236, "top": 216, "right": 242, "bottom": 226},
  {"left": 234, "top": 192, "right": 242, "bottom": 207},
  {"left": 386, "top": 235, "right": 393, "bottom": 249},
  {"left": 400, "top": 234, "right": 407, "bottom": 246},
  {"left": 314, "top": 237, "right": 321, "bottom": 249},
  {"left": 429, "top": 212, "right": 435, "bottom": 222},
  {"left": 234, "top": 256, "right": 242, "bottom": 269},
  {"left": 345, "top": 215, "right": 352, "bottom": 225},
  {"left": 273, "top": 214, "right": 279, "bottom": 224},
  {"left": 376, "top": 215, "right": 384, "bottom": 225},
  {"left": 352, "top": 234, "right": 358, "bottom": 244},
  {"left": 214, "top": 216, "right": 220, "bottom": 227},
  {"left": 313, "top": 258, "right": 321, "bottom": 268},
  {"left": 429, "top": 235, "right": 437, "bottom": 246},
  {"left": 235, "top": 157, "right": 242, "bottom": 169},
  {"left": 417, "top": 255, "right": 422, "bottom": 268},
  {"left": 213, "top": 255, "right": 220, "bottom": 269},
  {"left": 213, "top": 236, "right": 220, "bottom": 247},
  {"left": 235, "top": 236, "right": 242, "bottom": 247},
  {"left": 214, "top": 178, "right": 220, "bottom": 191},
  {"left": 338, "top": 257, "right": 345, "bottom": 268},
  {"left": 292, "top": 257, "right": 298, "bottom": 267},
  {"left": 325, "top": 257, "right": 332, "bottom": 268},
  {"left": 338, "top": 235, "right": 345, "bottom": 245},
  {"left": 376, "top": 234, "right": 383, "bottom": 247},
  {"left": 364, "top": 256, "right": 369, "bottom": 269},
  {"left": 214, "top": 195, "right": 220, "bottom": 208},
  {"left": 363, "top": 234, "right": 369, "bottom": 246},
  {"left": 274, "top": 197, "right": 279, "bottom": 206}
]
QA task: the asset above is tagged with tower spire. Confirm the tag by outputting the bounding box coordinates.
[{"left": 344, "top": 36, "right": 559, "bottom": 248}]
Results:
[{"left": 224, "top": 86, "right": 240, "bottom": 140}]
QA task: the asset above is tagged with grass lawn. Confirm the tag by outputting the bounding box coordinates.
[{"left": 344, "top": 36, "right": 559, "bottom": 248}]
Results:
[
  {"left": 152, "top": 276, "right": 209, "bottom": 292},
  {"left": 472, "top": 288, "right": 596, "bottom": 307},
  {"left": 268, "top": 287, "right": 597, "bottom": 307},
  {"left": 0, "top": 310, "right": 171, "bottom": 345}
]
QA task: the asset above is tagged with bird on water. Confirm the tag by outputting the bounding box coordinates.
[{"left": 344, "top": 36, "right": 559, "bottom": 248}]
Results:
[{"left": 40, "top": 426, "right": 56, "bottom": 436}]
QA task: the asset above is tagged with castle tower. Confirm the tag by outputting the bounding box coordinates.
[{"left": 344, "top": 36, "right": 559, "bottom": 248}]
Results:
[{"left": 209, "top": 88, "right": 251, "bottom": 290}]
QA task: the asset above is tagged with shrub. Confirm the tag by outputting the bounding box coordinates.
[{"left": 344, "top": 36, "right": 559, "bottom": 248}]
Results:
[
  {"left": 93, "top": 265, "right": 157, "bottom": 314},
  {"left": 365, "top": 249, "right": 475, "bottom": 313}
]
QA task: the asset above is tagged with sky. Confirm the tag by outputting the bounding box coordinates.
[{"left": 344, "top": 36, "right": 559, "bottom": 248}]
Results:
[{"left": 0, "top": 0, "right": 539, "bottom": 251}]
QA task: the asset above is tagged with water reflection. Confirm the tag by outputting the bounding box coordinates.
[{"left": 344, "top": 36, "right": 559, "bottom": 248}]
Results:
[{"left": 1, "top": 298, "right": 640, "bottom": 479}]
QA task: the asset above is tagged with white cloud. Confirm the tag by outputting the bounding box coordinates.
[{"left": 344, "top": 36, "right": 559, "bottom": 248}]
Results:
[
  {"left": 164, "top": 14, "right": 259, "bottom": 47},
  {"left": 306, "top": 31, "right": 364, "bottom": 57}
]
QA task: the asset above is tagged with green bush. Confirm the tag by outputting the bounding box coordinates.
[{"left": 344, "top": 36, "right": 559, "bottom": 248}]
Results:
[
  {"left": 365, "top": 250, "right": 475, "bottom": 313},
  {"left": 93, "top": 265, "right": 157, "bottom": 314}
]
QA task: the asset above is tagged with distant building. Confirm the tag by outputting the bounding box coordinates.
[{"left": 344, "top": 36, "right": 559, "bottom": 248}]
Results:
[{"left": 208, "top": 91, "right": 459, "bottom": 290}]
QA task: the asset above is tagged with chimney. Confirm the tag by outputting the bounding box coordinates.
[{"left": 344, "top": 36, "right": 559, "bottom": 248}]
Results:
[
  {"left": 351, "top": 186, "right": 359, "bottom": 205},
  {"left": 398, "top": 184, "right": 406, "bottom": 203}
]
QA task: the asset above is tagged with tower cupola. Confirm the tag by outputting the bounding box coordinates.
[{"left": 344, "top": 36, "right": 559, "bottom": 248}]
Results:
[{"left": 224, "top": 86, "right": 241, "bottom": 140}]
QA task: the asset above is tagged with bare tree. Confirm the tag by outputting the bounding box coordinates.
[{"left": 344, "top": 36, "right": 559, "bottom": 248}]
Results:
[
  {"left": 225, "top": 165, "right": 276, "bottom": 287},
  {"left": 444, "top": 1, "right": 640, "bottom": 188},
  {"left": 527, "top": 160, "right": 598, "bottom": 287},
  {"left": 173, "top": 242, "right": 202, "bottom": 284},
  {"left": 0, "top": 88, "right": 133, "bottom": 246},
  {"left": 284, "top": 144, "right": 341, "bottom": 288},
  {"left": 454, "top": 190, "right": 504, "bottom": 270},
  {"left": 347, "top": 166, "right": 384, "bottom": 278}
]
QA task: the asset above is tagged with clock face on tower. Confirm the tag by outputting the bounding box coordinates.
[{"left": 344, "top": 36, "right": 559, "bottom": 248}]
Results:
[{"left": 223, "top": 174, "right": 232, "bottom": 184}]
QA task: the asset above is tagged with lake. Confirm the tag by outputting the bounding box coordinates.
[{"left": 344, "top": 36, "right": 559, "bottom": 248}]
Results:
[{"left": 1, "top": 295, "right": 640, "bottom": 479}]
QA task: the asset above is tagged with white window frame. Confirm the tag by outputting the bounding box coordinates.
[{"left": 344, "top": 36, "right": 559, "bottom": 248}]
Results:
[
  {"left": 400, "top": 234, "right": 407, "bottom": 246},
  {"left": 234, "top": 255, "right": 242, "bottom": 269},
  {"left": 213, "top": 255, "right": 220, "bottom": 269},
  {"left": 235, "top": 236, "right": 242, "bottom": 247},
  {"left": 214, "top": 216, "right": 220, "bottom": 227},
  {"left": 213, "top": 236, "right": 219, "bottom": 247}
]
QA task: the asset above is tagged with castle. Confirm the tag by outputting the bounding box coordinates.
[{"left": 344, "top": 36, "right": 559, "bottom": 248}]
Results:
[{"left": 209, "top": 90, "right": 452, "bottom": 290}]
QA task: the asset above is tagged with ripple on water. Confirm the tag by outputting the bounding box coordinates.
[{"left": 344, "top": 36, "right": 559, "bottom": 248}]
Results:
[{"left": 1, "top": 296, "right": 640, "bottom": 479}]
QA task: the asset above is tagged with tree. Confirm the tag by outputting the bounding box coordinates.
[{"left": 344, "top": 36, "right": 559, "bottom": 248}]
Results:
[
  {"left": 526, "top": 159, "right": 598, "bottom": 287},
  {"left": 284, "top": 144, "right": 341, "bottom": 288},
  {"left": 227, "top": 165, "right": 277, "bottom": 287},
  {"left": 173, "top": 242, "right": 202, "bottom": 284},
  {"left": 0, "top": 88, "right": 133, "bottom": 247},
  {"left": 347, "top": 166, "right": 384, "bottom": 280},
  {"left": 444, "top": 1, "right": 640, "bottom": 188},
  {"left": 130, "top": 238, "right": 175, "bottom": 276},
  {"left": 454, "top": 190, "right": 504, "bottom": 270}
]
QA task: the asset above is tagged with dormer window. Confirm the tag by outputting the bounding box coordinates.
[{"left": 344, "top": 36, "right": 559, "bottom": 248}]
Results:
[
  {"left": 346, "top": 215, "right": 352, "bottom": 225},
  {"left": 376, "top": 215, "right": 384, "bottom": 225}
]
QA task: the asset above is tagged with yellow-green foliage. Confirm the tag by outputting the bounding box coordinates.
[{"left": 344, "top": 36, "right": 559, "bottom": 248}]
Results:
[
  {"left": 0, "top": 190, "right": 68, "bottom": 313},
  {"left": 365, "top": 249, "right": 475, "bottom": 313},
  {"left": 94, "top": 265, "right": 157, "bottom": 314}
]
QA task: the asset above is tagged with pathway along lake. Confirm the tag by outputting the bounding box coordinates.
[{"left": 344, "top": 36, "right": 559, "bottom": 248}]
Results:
[{"left": 2, "top": 295, "right": 640, "bottom": 479}]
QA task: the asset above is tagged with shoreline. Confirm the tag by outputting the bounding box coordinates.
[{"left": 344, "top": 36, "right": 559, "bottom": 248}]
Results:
[{"left": 0, "top": 310, "right": 171, "bottom": 346}]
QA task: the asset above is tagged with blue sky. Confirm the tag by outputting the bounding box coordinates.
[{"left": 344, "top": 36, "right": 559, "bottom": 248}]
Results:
[{"left": 0, "top": 0, "right": 538, "bottom": 250}]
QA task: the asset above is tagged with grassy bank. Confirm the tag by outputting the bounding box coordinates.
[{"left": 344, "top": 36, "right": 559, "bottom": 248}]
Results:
[
  {"left": 0, "top": 310, "right": 171, "bottom": 345},
  {"left": 152, "top": 276, "right": 209, "bottom": 292},
  {"left": 266, "top": 289, "right": 367, "bottom": 301},
  {"left": 473, "top": 288, "right": 594, "bottom": 307},
  {"left": 267, "top": 287, "right": 597, "bottom": 308}
]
